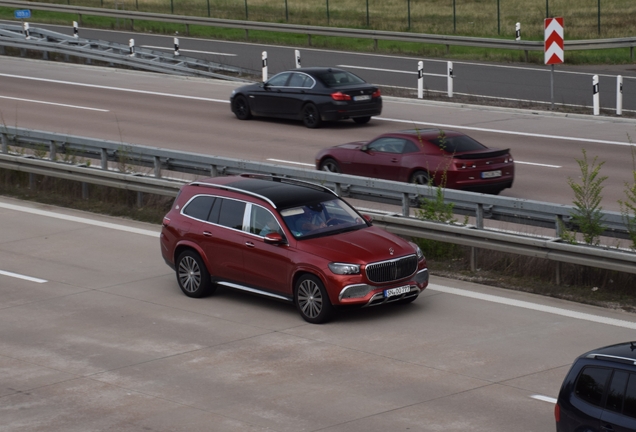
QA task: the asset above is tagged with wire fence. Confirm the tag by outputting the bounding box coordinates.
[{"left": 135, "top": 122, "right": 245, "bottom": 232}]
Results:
[{"left": 20, "top": 0, "right": 636, "bottom": 39}]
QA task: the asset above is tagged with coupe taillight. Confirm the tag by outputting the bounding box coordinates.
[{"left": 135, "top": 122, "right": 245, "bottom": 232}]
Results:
[
  {"left": 331, "top": 92, "right": 352, "bottom": 101},
  {"left": 554, "top": 403, "right": 560, "bottom": 422},
  {"left": 162, "top": 217, "right": 171, "bottom": 227},
  {"left": 372, "top": 89, "right": 381, "bottom": 98}
]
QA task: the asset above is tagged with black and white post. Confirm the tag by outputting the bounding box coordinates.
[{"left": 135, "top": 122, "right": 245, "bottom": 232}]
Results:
[
  {"left": 174, "top": 37, "right": 179, "bottom": 56},
  {"left": 417, "top": 61, "right": 423, "bottom": 99},
  {"left": 447, "top": 61, "right": 453, "bottom": 97},
  {"left": 129, "top": 39, "right": 135, "bottom": 57},
  {"left": 295, "top": 49, "right": 301, "bottom": 68},
  {"left": 23, "top": 22, "right": 30, "bottom": 40},
  {"left": 262, "top": 51, "right": 268, "bottom": 82},
  {"left": 73, "top": 21, "right": 78, "bottom": 38},
  {"left": 515, "top": 22, "right": 520, "bottom": 41},
  {"left": 592, "top": 75, "right": 600, "bottom": 116},
  {"left": 617, "top": 75, "right": 623, "bottom": 116}
]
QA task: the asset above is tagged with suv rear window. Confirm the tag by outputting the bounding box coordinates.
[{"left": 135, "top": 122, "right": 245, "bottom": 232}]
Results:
[{"left": 574, "top": 366, "right": 611, "bottom": 407}]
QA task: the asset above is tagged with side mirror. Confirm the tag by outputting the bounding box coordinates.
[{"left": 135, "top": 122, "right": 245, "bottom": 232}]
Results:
[
  {"left": 363, "top": 214, "right": 373, "bottom": 223},
  {"left": 264, "top": 232, "right": 286, "bottom": 245},
  {"left": 361, "top": 145, "right": 369, "bottom": 152}
]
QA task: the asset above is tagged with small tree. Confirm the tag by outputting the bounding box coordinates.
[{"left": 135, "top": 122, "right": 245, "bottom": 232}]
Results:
[
  {"left": 566, "top": 149, "right": 607, "bottom": 245},
  {"left": 618, "top": 140, "right": 636, "bottom": 249}
]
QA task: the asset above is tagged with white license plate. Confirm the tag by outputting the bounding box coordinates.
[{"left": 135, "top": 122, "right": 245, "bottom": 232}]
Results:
[
  {"left": 353, "top": 95, "right": 371, "bottom": 101},
  {"left": 384, "top": 285, "right": 411, "bottom": 298},
  {"left": 481, "top": 170, "right": 502, "bottom": 179}
]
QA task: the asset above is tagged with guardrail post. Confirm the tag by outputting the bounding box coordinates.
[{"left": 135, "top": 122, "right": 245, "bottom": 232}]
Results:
[
  {"left": 447, "top": 61, "right": 453, "bottom": 98},
  {"left": 593, "top": 75, "right": 600, "bottom": 116},
  {"left": 334, "top": 182, "right": 342, "bottom": 196},
  {"left": 29, "top": 173, "right": 35, "bottom": 190},
  {"left": 186, "top": 24, "right": 190, "bottom": 36},
  {"left": 307, "top": 34, "right": 311, "bottom": 46},
  {"left": 1, "top": 133, "right": 8, "bottom": 154},
  {"left": 137, "top": 191, "right": 143, "bottom": 207},
  {"left": 210, "top": 164, "right": 218, "bottom": 177},
  {"left": 617, "top": 75, "right": 623, "bottom": 116},
  {"left": 82, "top": 182, "right": 88, "bottom": 199},
  {"left": 154, "top": 156, "right": 162, "bottom": 178},
  {"left": 131, "top": 19, "right": 134, "bottom": 31},
  {"left": 402, "top": 193, "right": 410, "bottom": 216},
  {"left": 262, "top": 51, "right": 268, "bottom": 82},
  {"left": 475, "top": 204, "right": 484, "bottom": 229},
  {"left": 417, "top": 61, "right": 423, "bottom": 99},
  {"left": 101, "top": 149, "right": 108, "bottom": 170},
  {"left": 374, "top": 39, "right": 378, "bottom": 51},
  {"left": 49, "top": 141, "right": 56, "bottom": 161}
]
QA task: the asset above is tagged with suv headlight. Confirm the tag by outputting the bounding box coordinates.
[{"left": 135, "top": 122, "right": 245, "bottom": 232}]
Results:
[
  {"left": 329, "top": 263, "right": 360, "bottom": 275},
  {"left": 416, "top": 245, "right": 424, "bottom": 260}
]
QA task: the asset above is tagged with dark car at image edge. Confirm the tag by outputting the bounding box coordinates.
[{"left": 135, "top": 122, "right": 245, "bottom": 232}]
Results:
[
  {"left": 230, "top": 67, "right": 382, "bottom": 128},
  {"left": 160, "top": 174, "right": 428, "bottom": 323}
]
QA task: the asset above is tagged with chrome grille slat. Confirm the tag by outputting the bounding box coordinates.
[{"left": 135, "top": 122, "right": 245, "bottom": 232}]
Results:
[{"left": 365, "top": 254, "right": 418, "bottom": 283}]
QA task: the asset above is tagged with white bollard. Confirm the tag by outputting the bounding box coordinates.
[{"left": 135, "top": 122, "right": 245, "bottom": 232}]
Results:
[
  {"left": 515, "top": 22, "right": 520, "bottom": 41},
  {"left": 447, "top": 61, "right": 454, "bottom": 98},
  {"left": 417, "top": 61, "right": 423, "bottom": 99},
  {"left": 174, "top": 37, "right": 179, "bottom": 56},
  {"left": 593, "top": 75, "right": 600, "bottom": 116},
  {"left": 73, "top": 21, "right": 78, "bottom": 38},
  {"left": 617, "top": 75, "right": 623, "bottom": 116},
  {"left": 295, "top": 49, "right": 301, "bottom": 68},
  {"left": 129, "top": 39, "right": 135, "bottom": 57},
  {"left": 262, "top": 51, "right": 268, "bottom": 82},
  {"left": 23, "top": 22, "right": 30, "bottom": 40}
]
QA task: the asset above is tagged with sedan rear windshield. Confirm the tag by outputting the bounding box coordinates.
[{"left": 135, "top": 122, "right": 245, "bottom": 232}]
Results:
[
  {"left": 316, "top": 71, "right": 366, "bottom": 88},
  {"left": 429, "top": 134, "right": 488, "bottom": 153}
]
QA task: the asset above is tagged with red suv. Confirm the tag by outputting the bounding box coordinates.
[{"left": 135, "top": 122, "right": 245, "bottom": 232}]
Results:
[{"left": 160, "top": 174, "right": 429, "bottom": 323}]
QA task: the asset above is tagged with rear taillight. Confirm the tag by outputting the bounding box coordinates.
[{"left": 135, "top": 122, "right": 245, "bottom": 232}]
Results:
[
  {"left": 162, "top": 217, "right": 171, "bottom": 227},
  {"left": 372, "top": 89, "right": 381, "bottom": 98},
  {"left": 554, "top": 403, "right": 560, "bottom": 422},
  {"left": 331, "top": 92, "right": 352, "bottom": 101}
]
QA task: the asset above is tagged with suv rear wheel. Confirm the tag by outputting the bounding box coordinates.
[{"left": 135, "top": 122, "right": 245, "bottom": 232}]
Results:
[
  {"left": 176, "top": 250, "right": 215, "bottom": 298},
  {"left": 295, "top": 274, "right": 334, "bottom": 324}
]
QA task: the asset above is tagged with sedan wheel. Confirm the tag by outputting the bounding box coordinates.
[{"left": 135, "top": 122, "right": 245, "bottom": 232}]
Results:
[
  {"left": 176, "top": 250, "right": 215, "bottom": 298},
  {"left": 232, "top": 95, "right": 252, "bottom": 120},
  {"left": 295, "top": 275, "right": 334, "bottom": 324},
  {"left": 320, "top": 158, "right": 341, "bottom": 173},
  {"left": 302, "top": 103, "right": 322, "bottom": 128},
  {"left": 353, "top": 116, "right": 371, "bottom": 124}
]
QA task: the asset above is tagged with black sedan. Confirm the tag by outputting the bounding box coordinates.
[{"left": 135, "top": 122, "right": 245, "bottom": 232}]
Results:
[{"left": 230, "top": 67, "right": 382, "bottom": 128}]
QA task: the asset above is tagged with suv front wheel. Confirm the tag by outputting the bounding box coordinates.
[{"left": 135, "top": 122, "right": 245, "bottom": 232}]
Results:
[
  {"left": 295, "top": 274, "right": 334, "bottom": 324},
  {"left": 176, "top": 250, "right": 215, "bottom": 298}
]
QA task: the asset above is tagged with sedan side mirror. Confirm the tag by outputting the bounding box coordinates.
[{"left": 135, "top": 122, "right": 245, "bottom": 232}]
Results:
[{"left": 361, "top": 145, "right": 369, "bottom": 152}]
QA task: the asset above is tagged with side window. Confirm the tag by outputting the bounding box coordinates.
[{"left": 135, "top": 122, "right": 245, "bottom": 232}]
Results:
[
  {"left": 368, "top": 138, "right": 405, "bottom": 154},
  {"left": 249, "top": 206, "right": 282, "bottom": 237},
  {"left": 208, "top": 197, "right": 222, "bottom": 223},
  {"left": 606, "top": 370, "right": 629, "bottom": 413},
  {"left": 266, "top": 72, "right": 291, "bottom": 87},
  {"left": 575, "top": 367, "right": 612, "bottom": 407},
  {"left": 623, "top": 373, "right": 636, "bottom": 418},
  {"left": 288, "top": 73, "right": 307, "bottom": 88},
  {"left": 218, "top": 199, "right": 246, "bottom": 230},
  {"left": 403, "top": 140, "right": 420, "bottom": 153},
  {"left": 182, "top": 196, "right": 215, "bottom": 221}
]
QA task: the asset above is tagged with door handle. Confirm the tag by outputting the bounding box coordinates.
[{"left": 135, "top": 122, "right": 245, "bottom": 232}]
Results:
[
  {"left": 391, "top": 158, "right": 398, "bottom": 163},
  {"left": 245, "top": 241, "right": 255, "bottom": 248}
]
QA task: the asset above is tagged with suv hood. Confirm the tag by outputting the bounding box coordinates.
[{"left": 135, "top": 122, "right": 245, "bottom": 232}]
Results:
[{"left": 297, "top": 226, "right": 416, "bottom": 263}]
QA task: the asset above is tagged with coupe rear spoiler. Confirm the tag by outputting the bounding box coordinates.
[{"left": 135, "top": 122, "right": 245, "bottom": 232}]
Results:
[{"left": 454, "top": 149, "right": 510, "bottom": 160}]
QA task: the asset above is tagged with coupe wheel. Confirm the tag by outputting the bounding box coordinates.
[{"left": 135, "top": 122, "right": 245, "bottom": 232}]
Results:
[
  {"left": 353, "top": 116, "right": 371, "bottom": 124},
  {"left": 295, "top": 274, "right": 334, "bottom": 324},
  {"left": 320, "top": 158, "right": 341, "bottom": 173},
  {"left": 302, "top": 103, "right": 322, "bottom": 128},
  {"left": 411, "top": 170, "right": 433, "bottom": 186},
  {"left": 176, "top": 250, "right": 215, "bottom": 298},
  {"left": 232, "top": 95, "right": 252, "bottom": 120}
]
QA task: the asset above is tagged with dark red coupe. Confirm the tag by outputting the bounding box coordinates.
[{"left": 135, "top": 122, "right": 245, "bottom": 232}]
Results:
[{"left": 315, "top": 129, "right": 515, "bottom": 194}]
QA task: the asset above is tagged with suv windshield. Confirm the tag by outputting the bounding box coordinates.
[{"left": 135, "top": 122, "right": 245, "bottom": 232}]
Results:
[{"left": 280, "top": 198, "right": 367, "bottom": 239}]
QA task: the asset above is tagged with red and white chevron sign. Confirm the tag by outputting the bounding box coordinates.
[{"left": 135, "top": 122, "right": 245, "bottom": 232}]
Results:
[{"left": 544, "top": 17, "right": 564, "bottom": 65}]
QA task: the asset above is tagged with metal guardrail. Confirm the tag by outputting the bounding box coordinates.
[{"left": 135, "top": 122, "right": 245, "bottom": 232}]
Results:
[
  {"left": 2, "top": 148, "right": 636, "bottom": 277},
  {"left": 1, "top": 0, "right": 635, "bottom": 58},
  {"left": 0, "top": 23, "right": 255, "bottom": 80}
]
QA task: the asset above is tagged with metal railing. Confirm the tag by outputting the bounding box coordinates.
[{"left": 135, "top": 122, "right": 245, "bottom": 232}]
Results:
[{"left": 1, "top": 0, "right": 635, "bottom": 59}]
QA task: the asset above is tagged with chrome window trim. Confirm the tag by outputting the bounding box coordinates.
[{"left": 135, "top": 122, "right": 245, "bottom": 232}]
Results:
[{"left": 190, "top": 181, "right": 277, "bottom": 208}]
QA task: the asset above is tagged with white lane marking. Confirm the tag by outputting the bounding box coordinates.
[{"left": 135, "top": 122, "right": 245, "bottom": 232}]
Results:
[
  {"left": 515, "top": 161, "right": 561, "bottom": 168},
  {"left": 0, "top": 269, "right": 47, "bottom": 283},
  {"left": 0, "top": 95, "right": 109, "bottom": 112},
  {"left": 141, "top": 45, "right": 237, "bottom": 56},
  {"left": 0, "top": 73, "right": 229, "bottom": 103},
  {"left": 0, "top": 202, "right": 160, "bottom": 237},
  {"left": 377, "top": 117, "right": 634, "bottom": 147},
  {"left": 531, "top": 395, "right": 557, "bottom": 404},
  {"left": 428, "top": 283, "right": 636, "bottom": 329},
  {"left": 3, "top": 201, "right": 636, "bottom": 330},
  {"left": 267, "top": 158, "right": 314, "bottom": 167}
]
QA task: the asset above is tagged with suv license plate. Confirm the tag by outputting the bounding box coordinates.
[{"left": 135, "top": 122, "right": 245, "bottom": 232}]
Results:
[
  {"left": 353, "top": 95, "right": 371, "bottom": 101},
  {"left": 385, "top": 285, "right": 411, "bottom": 298},
  {"left": 481, "top": 170, "right": 502, "bottom": 179}
]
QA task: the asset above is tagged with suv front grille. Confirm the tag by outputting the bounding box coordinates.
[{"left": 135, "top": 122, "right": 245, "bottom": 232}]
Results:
[{"left": 365, "top": 255, "right": 418, "bottom": 283}]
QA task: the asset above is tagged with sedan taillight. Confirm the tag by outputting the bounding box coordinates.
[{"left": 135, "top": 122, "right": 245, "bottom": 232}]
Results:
[
  {"left": 372, "top": 89, "right": 381, "bottom": 98},
  {"left": 331, "top": 92, "right": 352, "bottom": 101}
]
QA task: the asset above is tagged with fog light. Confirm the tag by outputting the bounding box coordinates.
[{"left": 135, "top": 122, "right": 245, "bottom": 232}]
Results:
[
  {"left": 339, "top": 284, "right": 372, "bottom": 300},
  {"left": 415, "top": 269, "right": 429, "bottom": 284}
]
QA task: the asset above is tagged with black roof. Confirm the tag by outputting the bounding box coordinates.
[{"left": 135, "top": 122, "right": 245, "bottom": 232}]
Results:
[
  {"left": 582, "top": 341, "right": 636, "bottom": 363},
  {"left": 226, "top": 176, "right": 336, "bottom": 209}
]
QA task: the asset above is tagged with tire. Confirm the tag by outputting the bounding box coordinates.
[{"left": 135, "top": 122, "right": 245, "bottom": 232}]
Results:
[
  {"left": 301, "top": 103, "right": 322, "bottom": 128},
  {"left": 232, "top": 95, "right": 252, "bottom": 120},
  {"left": 320, "top": 158, "right": 341, "bottom": 173},
  {"left": 410, "top": 170, "right": 433, "bottom": 185},
  {"left": 176, "top": 250, "right": 215, "bottom": 298},
  {"left": 294, "top": 274, "right": 335, "bottom": 324},
  {"left": 353, "top": 116, "right": 371, "bottom": 124}
]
